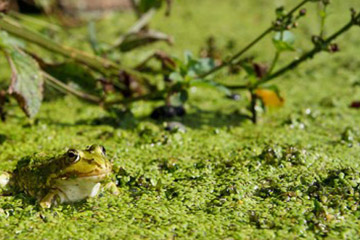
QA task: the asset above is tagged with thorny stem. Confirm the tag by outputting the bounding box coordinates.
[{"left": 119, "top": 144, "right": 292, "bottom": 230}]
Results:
[
  {"left": 43, "top": 72, "right": 102, "bottom": 104},
  {"left": 198, "top": 0, "right": 310, "bottom": 79}
]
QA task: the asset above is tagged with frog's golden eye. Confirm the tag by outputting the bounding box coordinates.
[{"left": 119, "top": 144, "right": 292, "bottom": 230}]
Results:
[{"left": 67, "top": 149, "right": 80, "bottom": 163}]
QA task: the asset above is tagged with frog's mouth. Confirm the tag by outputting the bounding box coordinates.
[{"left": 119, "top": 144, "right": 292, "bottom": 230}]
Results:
[{"left": 60, "top": 169, "right": 110, "bottom": 179}]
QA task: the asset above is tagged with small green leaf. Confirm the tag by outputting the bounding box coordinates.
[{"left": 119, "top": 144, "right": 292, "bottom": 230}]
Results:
[
  {"left": 240, "top": 62, "right": 256, "bottom": 77},
  {"left": 5, "top": 48, "right": 44, "bottom": 118},
  {"left": 169, "top": 90, "right": 188, "bottom": 106},
  {"left": 190, "top": 79, "right": 231, "bottom": 96},
  {"left": 0, "top": 31, "right": 25, "bottom": 49},
  {"left": 184, "top": 51, "right": 194, "bottom": 65},
  {"left": 273, "top": 31, "right": 295, "bottom": 52},
  {"left": 169, "top": 72, "right": 184, "bottom": 82}
]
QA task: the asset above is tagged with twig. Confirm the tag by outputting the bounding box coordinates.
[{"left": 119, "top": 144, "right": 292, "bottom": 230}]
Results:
[
  {"left": 258, "top": 15, "right": 357, "bottom": 86},
  {"left": 267, "top": 51, "right": 281, "bottom": 77},
  {"left": 249, "top": 91, "right": 257, "bottom": 123},
  {"left": 118, "top": 29, "right": 173, "bottom": 52},
  {"left": 198, "top": 0, "right": 310, "bottom": 79},
  {"left": 110, "top": 8, "right": 156, "bottom": 50},
  {"left": 42, "top": 72, "right": 102, "bottom": 104},
  {"left": 9, "top": 11, "right": 61, "bottom": 32},
  {"left": 225, "top": 14, "right": 359, "bottom": 90}
]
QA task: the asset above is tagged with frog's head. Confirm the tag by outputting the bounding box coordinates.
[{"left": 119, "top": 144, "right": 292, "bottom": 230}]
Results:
[{"left": 58, "top": 145, "right": 111, "bottom": 179}]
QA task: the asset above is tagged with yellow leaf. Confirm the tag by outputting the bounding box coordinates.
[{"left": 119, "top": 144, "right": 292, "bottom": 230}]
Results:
[{"left": 255, "top": 89, "right": 284, "bottom": 107}]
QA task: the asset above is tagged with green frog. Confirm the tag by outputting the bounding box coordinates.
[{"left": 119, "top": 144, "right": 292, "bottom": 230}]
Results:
[{"left": 0, "top": 144, "right": 119, "bottom": 208}]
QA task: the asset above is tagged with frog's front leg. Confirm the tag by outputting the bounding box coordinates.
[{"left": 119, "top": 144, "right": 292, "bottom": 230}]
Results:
[
  {"left": 0, "top": 172, "right": 11, "bottom": 188},
  {"left": 39, "top": 189, "right": 61, "bottom": 208},
  {"left": 104, "top": 182, "right": 119, "bottom": 195},
  {"left": 0, "top": 172, "right": 12, "bottom": 195}
]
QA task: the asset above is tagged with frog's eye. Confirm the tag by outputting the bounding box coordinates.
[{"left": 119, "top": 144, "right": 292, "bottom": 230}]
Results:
[
  {"left": 100, "top": 145, "right": 106, "bottom": 156},
  {"left": 67, "top": 149, "right": 80, "bottom": 163}
]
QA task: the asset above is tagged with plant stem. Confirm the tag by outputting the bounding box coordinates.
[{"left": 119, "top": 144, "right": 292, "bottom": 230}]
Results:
[
  {"left": 319, "top": 3, "right": 328, "bottom": 38},
  {"left": 9, "top": 11, "right": 61, "bottom": 32},
  {"left": 250, "top": 91, "right": 257, "bottom": 124},
  {"left": 43, "top": 72, "right": 102, "bottom": 104},
  {"left": 226, "top": 15, "right": 358, "bottom": 90},
  {"left": 198, "top": 28, "right": 273, "bottom": 79},
  {"left": 259, "top": 17, "right": 356, "bottom": 86},
  {"left": 267, "top": 51, "right": 281, "bottom": 76},
  {"left": 110, "top": 8, "right": 156, "bottom": 50},
  {"left": 198, "top": 0, "right": 310, "bottom": 79},
  {"left": 0, "top": 14, "right": 143, "bottom": 78}
]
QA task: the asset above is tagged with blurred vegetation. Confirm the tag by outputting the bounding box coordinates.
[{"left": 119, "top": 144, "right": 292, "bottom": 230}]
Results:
[{"left": 0, "top": 0, "right": 360, "bottom": 239}]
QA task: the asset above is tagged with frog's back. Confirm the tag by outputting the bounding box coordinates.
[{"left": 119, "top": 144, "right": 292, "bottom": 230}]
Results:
[{"left": 12, "top": 156, "right": 55, "bottom": 199}]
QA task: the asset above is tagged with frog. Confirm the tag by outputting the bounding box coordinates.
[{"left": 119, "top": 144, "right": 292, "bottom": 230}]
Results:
[{"left": 0, "top": 144, "right": 119, "bottom": 208}]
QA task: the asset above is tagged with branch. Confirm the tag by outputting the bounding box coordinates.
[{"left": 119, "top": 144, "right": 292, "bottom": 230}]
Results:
[
  {"left": 198, "top": 0, "right": 310, "bottom": 79},
  {"left": 226, "top": 14, "right": 359, "bottom": 90},
  {"left": 111, "top": 8, "right": 157, "bottom": 49},
  {"left": 43, "top": 72, "right": 102, "bottom": 104},
  {"left": 258, "top": 15, "right": 357, "bottom": 86}
]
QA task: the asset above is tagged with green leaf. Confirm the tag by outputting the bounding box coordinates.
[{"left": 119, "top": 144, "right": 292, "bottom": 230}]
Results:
[
  {"left": 0, "top": 31, "right": 25, "bottom": 49},
  {"left": 272, "top": 31, "right": 295, "bottom": 52},
  {"left": 5, "top": 48, "right": 44, "bottom": 118},
  {"left": 169, "top": 72, "right": 184, "bottom": 82},
  {"left": 240, "top": 61, "right": 256, "bottom": 77},
  {"left": 190, "top": 79, "right": 231, "bottom": 96},
  {"left": 169, "top": 90, "right": 188, "bottom": 106},
  {"left": 187, "top": 58, "right": 216, "bottom": 78}
]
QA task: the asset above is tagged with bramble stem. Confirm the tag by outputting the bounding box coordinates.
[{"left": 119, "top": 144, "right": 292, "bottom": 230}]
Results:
[{"left": 198, "top": 0, "right": 310, "bottom": 79}]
